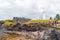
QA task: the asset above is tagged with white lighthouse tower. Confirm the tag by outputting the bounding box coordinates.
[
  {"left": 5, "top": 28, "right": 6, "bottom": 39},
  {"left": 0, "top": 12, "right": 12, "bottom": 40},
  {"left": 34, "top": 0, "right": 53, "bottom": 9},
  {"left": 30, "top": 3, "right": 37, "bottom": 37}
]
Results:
[
  {"left": 43, "top": 11, "right": 46, "bottom": 20},
  {"left": 40, "top": 8, "right": 46, "bottom": 20}
]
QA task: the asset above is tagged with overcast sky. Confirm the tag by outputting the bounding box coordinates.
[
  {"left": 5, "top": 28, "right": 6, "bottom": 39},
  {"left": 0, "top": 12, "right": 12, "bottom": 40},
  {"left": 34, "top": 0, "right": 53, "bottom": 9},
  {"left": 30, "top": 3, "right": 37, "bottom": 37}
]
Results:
[{"left": 0, "top": 0, "right": 60, "bottom": 20}]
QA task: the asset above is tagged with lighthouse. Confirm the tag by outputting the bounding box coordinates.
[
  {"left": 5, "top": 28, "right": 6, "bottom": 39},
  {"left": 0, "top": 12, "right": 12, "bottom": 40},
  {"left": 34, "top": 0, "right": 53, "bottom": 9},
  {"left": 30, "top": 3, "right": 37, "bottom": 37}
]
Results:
[
  {"left": 42, "top": 11, "right": 46, "bottom": 20},
  {"left": 41, "top": 8, "right": 46, "bottom": 20}
]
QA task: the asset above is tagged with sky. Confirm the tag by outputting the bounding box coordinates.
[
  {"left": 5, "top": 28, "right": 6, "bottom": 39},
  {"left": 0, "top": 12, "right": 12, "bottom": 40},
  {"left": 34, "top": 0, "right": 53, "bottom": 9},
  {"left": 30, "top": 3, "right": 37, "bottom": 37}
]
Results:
[{"left": 0, "top": 0, "right": 60, "bottom": 20}]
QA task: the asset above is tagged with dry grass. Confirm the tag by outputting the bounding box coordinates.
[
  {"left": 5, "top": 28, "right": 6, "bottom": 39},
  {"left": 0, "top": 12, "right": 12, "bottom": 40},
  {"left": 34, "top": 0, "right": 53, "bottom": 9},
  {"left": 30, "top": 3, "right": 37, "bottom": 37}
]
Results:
[{"left": 24, "top": 20, "right": 53, "bottom": 24}]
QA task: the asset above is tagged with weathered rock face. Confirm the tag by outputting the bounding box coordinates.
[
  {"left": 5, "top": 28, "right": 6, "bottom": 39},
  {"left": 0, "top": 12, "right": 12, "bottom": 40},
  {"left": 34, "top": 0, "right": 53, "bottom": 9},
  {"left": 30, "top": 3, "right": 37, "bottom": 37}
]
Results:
[
  {"left": 0, "top": 21, "right": 4, "bottom": 26},
  {"left": 1, "top": 28, "right": 60, "bottom": 40},
  {"left": 3, "top": 29, "right": 52, "bottom": 40},
  {"left": 1, "top": 22, "right": 60, "bottom": 40},
  {"left": 0, "top": 27, "right": 7, "bottom": 36},
  {"left": 0, "top": 31, "right": 43, "bottom": 40},
  {"left": 50, "top": 30, "right": 60, "bottom": 40}
]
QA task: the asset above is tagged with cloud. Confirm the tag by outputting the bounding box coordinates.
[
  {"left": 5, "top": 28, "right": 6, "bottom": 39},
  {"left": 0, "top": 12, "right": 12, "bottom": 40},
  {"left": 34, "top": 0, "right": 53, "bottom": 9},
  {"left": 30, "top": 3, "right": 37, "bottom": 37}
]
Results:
[{"left": 0, "top": 0, "right": 60, "bottom": 20}]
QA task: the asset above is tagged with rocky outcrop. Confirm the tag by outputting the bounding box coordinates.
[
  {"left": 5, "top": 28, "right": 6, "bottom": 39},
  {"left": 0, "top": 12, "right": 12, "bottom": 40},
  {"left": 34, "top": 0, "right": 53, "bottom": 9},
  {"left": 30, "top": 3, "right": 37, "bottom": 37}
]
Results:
[{"left": 13, "top": 17, "right": 30, "bottom": 24}]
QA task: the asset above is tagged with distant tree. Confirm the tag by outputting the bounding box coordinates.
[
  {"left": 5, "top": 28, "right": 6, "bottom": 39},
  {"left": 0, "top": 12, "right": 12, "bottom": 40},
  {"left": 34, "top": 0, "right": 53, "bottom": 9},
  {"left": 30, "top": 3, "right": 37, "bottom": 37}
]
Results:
[
  {"left": 54, "top": 14, "right": 60, "bottom": 21},
  {"left": 50, "top": 17, "right": 52, "bottom": 20}
]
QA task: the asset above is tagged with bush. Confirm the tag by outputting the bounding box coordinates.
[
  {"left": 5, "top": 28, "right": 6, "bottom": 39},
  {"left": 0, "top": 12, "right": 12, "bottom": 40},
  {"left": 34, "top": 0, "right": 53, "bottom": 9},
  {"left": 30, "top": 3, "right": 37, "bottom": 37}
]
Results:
[{"left": 5, "top": 20, "right": 13, "bottom": 22}]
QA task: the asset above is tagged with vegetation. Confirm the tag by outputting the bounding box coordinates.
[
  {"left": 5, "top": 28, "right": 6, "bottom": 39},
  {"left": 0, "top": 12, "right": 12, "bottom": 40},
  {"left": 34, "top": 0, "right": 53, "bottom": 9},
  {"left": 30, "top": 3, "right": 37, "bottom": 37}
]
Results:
[
  {"left": 50, "top": 17, "right": 53, "bottom": 20},
  {"left": 24, "top": 20, "right": 53, "bottom": 24},
  {"left": 4, "top": 20, "right": 16, "bottom": 27},
  {"left": 54, "top": 14, "right": 60, "bottom": 21},
  {"left": 5, "top": 20, "right": 13, "bottom": 22}
]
